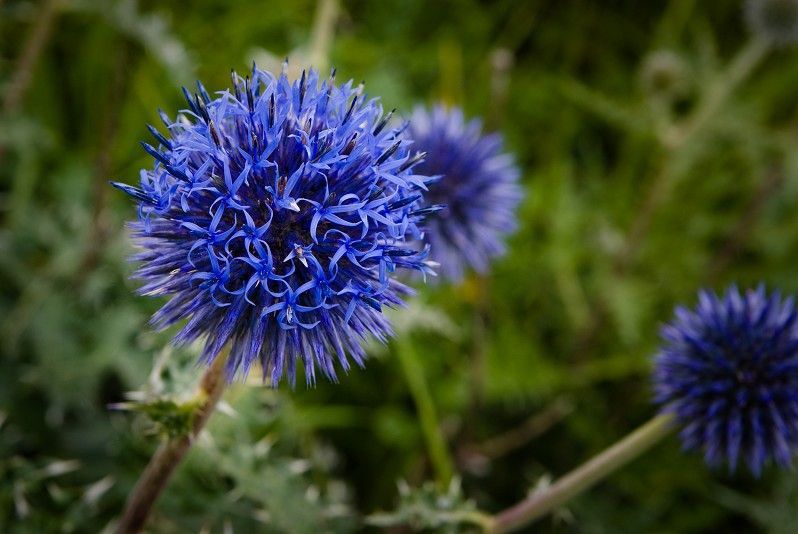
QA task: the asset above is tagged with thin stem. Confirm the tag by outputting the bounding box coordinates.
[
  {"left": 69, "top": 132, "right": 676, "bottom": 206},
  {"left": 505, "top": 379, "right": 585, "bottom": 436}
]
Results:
[
  {"left": 486, "top": 48, "right": 513, "bottom": 130},
  {"left": 306, "top": 0, "right": 339, "bottom": 72},
  {"left": 614, "top": 153, "right": 674, "bottom": 273},
  {"left": 394, "top": 336, "right": 454, "bottom": 488},
  {"left": 3, "top": 0, "right": 60, "bottom": 115},
  {"left": 466, "top": 398, "right": 572, "bottom": 462},
  {"left": 116, "top": 352, "right": 230, "bottom": 534},
  {"left": 491, "top": 413, "right": 674, "bottom": 533},
  {"left": 618, "top": 36, "right": 770, "bottom": 272},
  {"left": 666, "top": 36, "right": 770, "bottom": 150},
  {"left": 0, "top": 0, "right": 60, "bottom": 164},
  {"left": 442, "top": 510, "right": 497, "bottom": 531},
  {"left": 464, "top": 275, "right": 489, "bottom": 443},
  {"left": 707, "top": 164, "right": 783, "bottom": 280}
]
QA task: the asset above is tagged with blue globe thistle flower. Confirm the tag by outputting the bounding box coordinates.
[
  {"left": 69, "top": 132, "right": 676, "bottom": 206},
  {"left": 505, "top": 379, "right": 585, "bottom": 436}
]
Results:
[
  {"left": 113, "top": 66, "right": 437, "bottom": 386},
  {"left": 407, "top": 106, "right": 522, "bottom": 282},
  {"left": 653, "top": 286, "right": 798, "bottom": 476}
]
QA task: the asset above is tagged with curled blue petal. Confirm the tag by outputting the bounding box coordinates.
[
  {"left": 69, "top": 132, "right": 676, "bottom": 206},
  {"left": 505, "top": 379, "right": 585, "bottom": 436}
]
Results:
[{"left": 114, "top": 65, "right": 435, "bottom": 386}]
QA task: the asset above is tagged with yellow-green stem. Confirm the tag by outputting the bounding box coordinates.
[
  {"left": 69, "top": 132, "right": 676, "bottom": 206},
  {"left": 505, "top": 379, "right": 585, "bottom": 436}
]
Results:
[
  {"left": 666, "top": 36, "right": 770, "bottom": 149},
  {"left": 394, "top": 336, "right": 454, "bottom": 488},
  {"left": 491, "top": 413, "right": 675, "bottom": 533},
  {"left": 306, "top": 0, "right": 338, "bottom": 72}
]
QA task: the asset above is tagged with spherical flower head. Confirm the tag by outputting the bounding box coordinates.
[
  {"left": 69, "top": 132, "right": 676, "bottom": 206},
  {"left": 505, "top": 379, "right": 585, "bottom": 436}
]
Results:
[
  {"left": 745, "top": 0, "right": 798, "bottom": 47},
  {"left": 113, "top": 65, "right": 436, "bottom": 386},
  {"left": 653, "top": 285, "right": 798, "bottom": 476},
  {"left": 407, "top": 106, "right": 523, "bottom": 282}
]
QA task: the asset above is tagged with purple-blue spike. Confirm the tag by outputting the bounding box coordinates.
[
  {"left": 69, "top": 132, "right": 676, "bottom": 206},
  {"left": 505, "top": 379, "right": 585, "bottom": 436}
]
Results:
[
  {"left": 654, "top": 285, "right": 798, "bottom": 476},
  {"left": 113, "top": 64, "right": 437, "bottom": 386},
  {"left": 408, "top": 105, "right": 523, "bottom": 282}
]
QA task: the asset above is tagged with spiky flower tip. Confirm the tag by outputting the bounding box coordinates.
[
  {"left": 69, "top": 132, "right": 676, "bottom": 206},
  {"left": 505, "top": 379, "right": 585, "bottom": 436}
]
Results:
[
  {"left": 112, "top": 65, "right": 438, "bottom": 386},
  {"left": 407, "top": 106, "right": 522, "bottom": 282},
  {"left": 653, "top": 286, "right": 798, "bottom": 476},
  {"left": 745, "top": 0, "right": 798, "bottom": 46}
]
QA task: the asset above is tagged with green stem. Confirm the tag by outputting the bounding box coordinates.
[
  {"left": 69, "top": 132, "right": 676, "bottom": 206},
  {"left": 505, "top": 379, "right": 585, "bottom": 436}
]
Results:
[
  {"left": 620, "top": 37, "right": 770, "bottom": 271},
  {"left": 445, "top": 509, "right": 497, "bottom": 531},
  {"left": 491, "top": 414, "right": 674, "bottom": 533},
  {"left": 666, "top": 36, "right": 770, "bottom": 149},
  {"left": 116, "top": 351, "right": 229, "bottom": 533},
  {"left": 3, "top": 0, "right": 60, "bottom": 115},
  {"left": 307, "top": 0, "right": 338, "bottom": 72},
  {"left": 394, "top": 336, "right": 454, "bottom": 488}
]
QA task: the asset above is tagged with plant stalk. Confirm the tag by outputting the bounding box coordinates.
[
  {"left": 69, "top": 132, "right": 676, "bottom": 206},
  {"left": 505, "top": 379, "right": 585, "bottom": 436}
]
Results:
[
  {"left": 394, "top": 336, "right": 454, "bottom": 488},
  {"left": 307, "top": 0, "right": 339, "bottom": 72},
  {"left": 490, "top": 413, "right": 674, "bottom": 533},
  {"left": 116, "top": 352, "right": 229, "bottom": 533},
  {"left": 618, "top": 36, "right": 770, "bottom": 272},
  {"left": 666, "top": 36, "right": 770, "bottom": 149},
  {"left": 3, "top": 0, "right": 60, "bottom": 115}
]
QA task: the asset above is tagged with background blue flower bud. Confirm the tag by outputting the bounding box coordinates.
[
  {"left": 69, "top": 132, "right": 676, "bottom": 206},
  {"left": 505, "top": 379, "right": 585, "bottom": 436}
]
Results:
[
  {"left": 407, "top": 106, "right": 523, "bottom": 283},
  {"left": 654, "top": 286, "right": 798, "bottom": 476}
]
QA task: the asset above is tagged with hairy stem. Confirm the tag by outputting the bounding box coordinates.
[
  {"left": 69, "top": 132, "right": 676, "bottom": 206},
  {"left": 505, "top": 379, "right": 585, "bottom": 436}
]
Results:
[
  {"left": 116, "top": 352, "right": 229, "bottom": 533},
  {"left": 491, "top": 414, "right": 674, "bottom": 533},
  {"left": 394, "top": 336, "right": 454, "bottom": 488}
]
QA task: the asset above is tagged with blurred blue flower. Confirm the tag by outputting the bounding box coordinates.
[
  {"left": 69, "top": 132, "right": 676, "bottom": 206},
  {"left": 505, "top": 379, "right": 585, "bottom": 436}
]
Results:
[
  {"left": 408, "top": 106, "right": 522, "bottom": 282},
  {"left": 654, "top": 285, "right": 798, "bottom": 476},
  {"left": 113, "top": 65, "right": 437, "bottom": 386}
]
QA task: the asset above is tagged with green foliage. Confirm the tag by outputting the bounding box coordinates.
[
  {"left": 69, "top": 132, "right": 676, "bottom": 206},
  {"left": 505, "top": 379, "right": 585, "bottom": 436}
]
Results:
[
  {"left": 367, "top": 479, "right": 490, "bottom": 532},
  {"left": 113, "top": 397, "right": 201, "bottom": 439},
  {"left": 2, "top": 0, "right": 798, "bottom": 531},
  {"left": 717, "top": 473, "right": 798, "bottom": 534},
  {"left": 153, "top": 386, "right": 356, "bottom": 532}
]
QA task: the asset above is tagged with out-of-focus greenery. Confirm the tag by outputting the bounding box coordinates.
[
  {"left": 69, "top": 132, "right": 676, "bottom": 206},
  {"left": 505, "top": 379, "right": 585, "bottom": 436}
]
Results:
[{"left": 3, "top": 0, "right": 798, "bottom": 532}]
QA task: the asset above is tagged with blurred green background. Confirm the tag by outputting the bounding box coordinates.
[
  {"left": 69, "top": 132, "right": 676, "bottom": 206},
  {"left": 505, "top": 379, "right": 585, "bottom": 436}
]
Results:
[{"left": 3, "top": 0, "right": 798, "bottom": 532}]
